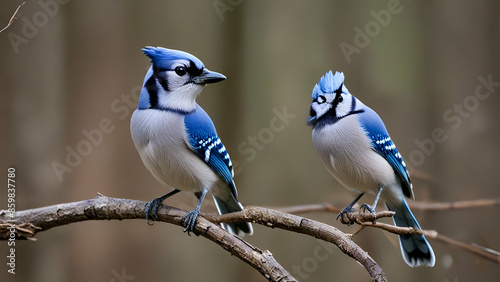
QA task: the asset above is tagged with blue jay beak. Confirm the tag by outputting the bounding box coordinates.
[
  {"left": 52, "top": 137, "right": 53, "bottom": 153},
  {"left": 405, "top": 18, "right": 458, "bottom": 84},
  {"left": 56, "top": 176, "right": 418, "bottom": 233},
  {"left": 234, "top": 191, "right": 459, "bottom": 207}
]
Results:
[{"left": 192, "top": 68, "right": 226, "bottom": 84}]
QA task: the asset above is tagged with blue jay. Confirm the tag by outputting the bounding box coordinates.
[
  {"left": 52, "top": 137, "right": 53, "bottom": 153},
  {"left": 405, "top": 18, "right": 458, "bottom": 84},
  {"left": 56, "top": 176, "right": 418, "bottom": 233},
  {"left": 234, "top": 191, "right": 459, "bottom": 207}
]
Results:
[
  {"left": 307, "top": 71, "right": 435, "bottom": 267},
  {"left": 130, "top": 46, "right": 253, "bottom": 236}
]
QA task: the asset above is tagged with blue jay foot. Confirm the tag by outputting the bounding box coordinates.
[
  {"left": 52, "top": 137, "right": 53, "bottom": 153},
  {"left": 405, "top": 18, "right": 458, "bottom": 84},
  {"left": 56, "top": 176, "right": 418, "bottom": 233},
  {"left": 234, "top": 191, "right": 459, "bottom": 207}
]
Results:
[
  {"left": 180, "top": 189, "right": 208, "bottom": 236},
  {"left": 180, "top": 209, "right": 201, "bottom": 236},
  {"left": 336, "top": 192, "right": 365, "bottom": 225},
  {"left": 336, "top": 206, "right": 357, "bottom": 225},
  {"left": 145, "top": 189, "right": 180, "bottom": 225},
  {"left": 360, "top": 203, "right": 376, "bottom": 214},
  {"left": 360, "top": 186, "right": 382, "bottom": 215},
  {"left": 145, "top": 198, "right": 163, "bottom": 225}
]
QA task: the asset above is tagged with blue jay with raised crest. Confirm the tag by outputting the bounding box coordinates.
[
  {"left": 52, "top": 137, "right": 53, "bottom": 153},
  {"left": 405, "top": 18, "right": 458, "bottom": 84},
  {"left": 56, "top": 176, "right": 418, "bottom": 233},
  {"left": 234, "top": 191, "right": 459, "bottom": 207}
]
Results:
[
  {"left": 130, "top": 46, "right": 253, "bottom": 236},
  {"left": 307, "top": 71, "right": 435, "bottom": 267}
]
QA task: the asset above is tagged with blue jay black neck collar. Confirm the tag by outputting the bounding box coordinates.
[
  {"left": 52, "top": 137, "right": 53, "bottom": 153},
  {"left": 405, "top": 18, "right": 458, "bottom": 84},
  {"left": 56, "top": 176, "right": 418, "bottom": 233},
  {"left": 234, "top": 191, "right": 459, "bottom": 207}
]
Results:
[
  {"left": 150, "top": 106, "right": 194, "bottom": 115},
  {"left": 137, "top": 95, "right": 194, "bottom": 115},
  {"left": 137, "top": 104, "right": 194, "bottom": 115},
  {"left": 314, "top": 95, "right": 364, "bottom": 129}
]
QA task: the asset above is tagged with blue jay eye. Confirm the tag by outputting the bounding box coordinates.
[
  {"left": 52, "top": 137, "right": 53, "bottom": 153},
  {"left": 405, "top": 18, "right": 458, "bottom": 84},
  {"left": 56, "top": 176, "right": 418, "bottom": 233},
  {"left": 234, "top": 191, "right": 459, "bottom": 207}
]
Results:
[
  {"left": 337, "top": 95, "right": 343, "bottom": 103},
  {"left": 317, "top": 95, "right": 326, "bottom": 104},
  {"left": 174, "top": 66, "right": 187, "bottom": 76}
]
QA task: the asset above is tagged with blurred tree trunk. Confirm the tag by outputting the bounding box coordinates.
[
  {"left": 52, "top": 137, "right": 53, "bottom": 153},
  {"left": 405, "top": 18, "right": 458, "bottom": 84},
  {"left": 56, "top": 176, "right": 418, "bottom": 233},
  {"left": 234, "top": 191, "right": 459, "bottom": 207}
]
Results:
[{"left": 0, "top": 1, "right": 67, "bottom": 281}]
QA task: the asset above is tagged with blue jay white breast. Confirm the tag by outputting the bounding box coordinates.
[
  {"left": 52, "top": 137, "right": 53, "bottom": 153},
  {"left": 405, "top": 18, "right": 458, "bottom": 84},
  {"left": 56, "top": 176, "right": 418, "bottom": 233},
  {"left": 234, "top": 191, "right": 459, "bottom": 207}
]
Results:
[
  {"left": 308, "top": 70, "right": 435, "bottom": 267},
  {"left": 130, "top": 46, "right": 252, "bottom": 236}
]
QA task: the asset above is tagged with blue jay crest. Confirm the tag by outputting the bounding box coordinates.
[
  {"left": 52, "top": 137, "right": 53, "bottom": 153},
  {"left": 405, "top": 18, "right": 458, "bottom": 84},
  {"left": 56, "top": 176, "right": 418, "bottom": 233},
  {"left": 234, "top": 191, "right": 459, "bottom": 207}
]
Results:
[
  {"left": 142, "top": 46, "right": 204, "bottom": 71},
  {"left": 312, "top": 70, "right": 345, "bottom": 100},
  {"left": 308, "top": 70, "right": 363, "bottom": 127}
]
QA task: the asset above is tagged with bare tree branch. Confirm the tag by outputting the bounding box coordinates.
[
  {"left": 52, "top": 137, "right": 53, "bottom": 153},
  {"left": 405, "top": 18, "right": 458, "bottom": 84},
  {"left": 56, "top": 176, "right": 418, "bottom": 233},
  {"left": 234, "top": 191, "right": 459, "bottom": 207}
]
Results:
[
  {"left": 290, "top": 206, "right": 500, "bottom": 264},
  {"left": 0, "top": 194, "right": 387, "bottom": 282},
  {"left": 208, "top": 207, "right": 387, "bottom": 282},
  {"left": 0, "top": 1, "right": 26, "bottom": 34},
  {"left": 275, "top": 198, "right": 500, "bottom": 215},
  {"left": 408, "top": 199, "right": 500, "bottom": 211},
  {"left": 2, "top": 195, "right": 498, "bottom": 280},
  {"left": 353, "top": 215, "right": 500, "bottom": 265}
]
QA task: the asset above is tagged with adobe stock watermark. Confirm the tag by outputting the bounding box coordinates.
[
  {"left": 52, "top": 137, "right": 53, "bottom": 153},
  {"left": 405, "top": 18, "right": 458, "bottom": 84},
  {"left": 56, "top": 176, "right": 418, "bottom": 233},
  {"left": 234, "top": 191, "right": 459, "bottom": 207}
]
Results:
[
  {"left": 233, "top": 105, "right": 296, "bottom": 175},
  {"left": 405, "top": 74, "right": 499, "bottom": 172},
  {"left": 7, "top": 0, "right": 71, "bottom": 54},
  {"left": 6, "top": 168, "right": 17, "bottom": 275},
  {"left": 339, "top": 0, "right": 405, "bottom": 64},
  {"left": 51, "top": 85, "right": 142, "bottom": 182},
  {"left": 212, "top": 0, "right": 244, "bottom": 21}
]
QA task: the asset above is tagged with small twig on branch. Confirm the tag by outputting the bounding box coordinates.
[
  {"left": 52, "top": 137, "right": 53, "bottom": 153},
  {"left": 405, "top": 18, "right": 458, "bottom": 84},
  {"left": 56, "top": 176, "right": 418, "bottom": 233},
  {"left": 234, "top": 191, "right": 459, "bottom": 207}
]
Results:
[
  {"left": 0, "top": 1, "right": 26, "bottom": 34},
  {"left": 276, "top": 199, "right": 500, "bottom": 215},
  {"left": 277, "top": 201, "right": 500, "bottom": 265},
  {"left": 408, "top": 199, "right": 500, "bottom": 211},
  {"left": 342, "top": 210, "right": 500, "bottom": 265},
  {"left": 0, "top": 195, "right": 387, "bottom": 282}
]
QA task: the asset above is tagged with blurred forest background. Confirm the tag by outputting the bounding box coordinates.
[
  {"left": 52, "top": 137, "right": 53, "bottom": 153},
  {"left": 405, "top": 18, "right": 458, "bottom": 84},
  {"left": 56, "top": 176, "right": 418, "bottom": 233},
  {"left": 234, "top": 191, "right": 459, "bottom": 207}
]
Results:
[{"left": 1, "top": 0, "right": 500, "bottom": 281}]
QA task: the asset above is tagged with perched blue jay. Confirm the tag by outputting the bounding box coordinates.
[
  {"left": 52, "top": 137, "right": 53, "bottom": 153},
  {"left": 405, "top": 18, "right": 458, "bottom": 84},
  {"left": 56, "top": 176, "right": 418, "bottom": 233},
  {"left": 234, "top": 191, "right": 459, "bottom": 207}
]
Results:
[
  {"left": 307, "top": 71, "right": 435, "bottom": 267},
  {"left": 130, "top": 47, "right": 253, "bottom": 236}
]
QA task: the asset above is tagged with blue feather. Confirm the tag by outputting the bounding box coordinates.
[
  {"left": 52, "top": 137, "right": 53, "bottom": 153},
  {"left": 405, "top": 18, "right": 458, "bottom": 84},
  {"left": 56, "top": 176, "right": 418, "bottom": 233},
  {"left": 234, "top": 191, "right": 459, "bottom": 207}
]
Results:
[
  {"left": 142, "top": 46, "right": 205, "bottom": 70},
  {"left": 312, "top": 71, "right": 345, "bottom": 99},
  {"left": 358, "top": 107, "right": 413, "bottom": 198},
  {"left": 184, "top": 105, "right": 237, "bottom": 197},
  {"left": 386, "top": 200, "right": 435, "bottom": 267}
]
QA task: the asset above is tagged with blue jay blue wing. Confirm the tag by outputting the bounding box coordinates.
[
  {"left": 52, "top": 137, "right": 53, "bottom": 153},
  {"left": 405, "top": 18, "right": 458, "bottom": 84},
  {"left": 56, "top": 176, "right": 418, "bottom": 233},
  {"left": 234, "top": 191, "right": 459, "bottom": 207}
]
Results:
[
  {"left": 184, "top": 105, "right": 253, "bottom": 236},
  {"left": 370, "top": 133, "right": 413, "bottom": 198},
  {"left": 184, "top": 106, "right": 237, "bottom": 197},
  {"left": 190, "top": 134, "right": 237, "bottom": 193},
  {"left": 359, "top": 109, "right": 413, "bottom": 199}
]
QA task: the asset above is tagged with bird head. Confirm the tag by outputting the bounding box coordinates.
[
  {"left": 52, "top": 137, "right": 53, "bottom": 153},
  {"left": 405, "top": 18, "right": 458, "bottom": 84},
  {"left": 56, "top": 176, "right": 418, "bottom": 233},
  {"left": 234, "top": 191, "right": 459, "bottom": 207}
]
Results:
[
  {"left": 307, "top": 71, "right": 357, "bottom": 127},
  {"left": 138, "top": 46, "right": 226, "bottom": 112}
]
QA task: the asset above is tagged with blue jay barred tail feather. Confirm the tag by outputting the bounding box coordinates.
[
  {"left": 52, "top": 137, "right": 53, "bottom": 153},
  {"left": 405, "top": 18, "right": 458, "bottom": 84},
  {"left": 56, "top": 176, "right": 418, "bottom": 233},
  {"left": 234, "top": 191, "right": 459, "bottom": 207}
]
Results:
[
  {"left": 212, "top": 195, "right": 253, "bottom": 236},
  {"left": 386, "top": 200, "right": 435, "bottom": 267}
]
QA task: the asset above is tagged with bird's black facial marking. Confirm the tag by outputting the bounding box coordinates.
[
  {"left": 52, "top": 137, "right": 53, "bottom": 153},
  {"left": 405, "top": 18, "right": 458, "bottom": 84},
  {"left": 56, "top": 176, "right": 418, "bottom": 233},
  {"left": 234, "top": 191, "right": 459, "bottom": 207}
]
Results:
[
  {"left": 309, "top": 106, "right": 317, "bottom": 118},
  {"left": 332, "top": 83, "right": 344, "bottom": 107},
  {"left": 187, "top": 60, "right": 203, "bottom": 77},
  {"left": 154, "top": 65, "right": 168, "bottom": 72},
  {"left": 156, "top": 74, "right": 169, "bottom": 92},
  {"left": 145, "top": 75, "right": 159, "bottom": 108}
]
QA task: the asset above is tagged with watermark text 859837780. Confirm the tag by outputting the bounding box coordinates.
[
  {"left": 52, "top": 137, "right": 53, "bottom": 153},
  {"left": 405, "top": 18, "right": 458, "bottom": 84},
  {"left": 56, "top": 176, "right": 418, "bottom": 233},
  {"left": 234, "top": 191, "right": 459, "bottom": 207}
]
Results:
[
  {"left": 7, "top": 167, "right": 16, "bottom": 275},
  {"left": 7, "top": 168, "right": 16, "bottom": 218}
]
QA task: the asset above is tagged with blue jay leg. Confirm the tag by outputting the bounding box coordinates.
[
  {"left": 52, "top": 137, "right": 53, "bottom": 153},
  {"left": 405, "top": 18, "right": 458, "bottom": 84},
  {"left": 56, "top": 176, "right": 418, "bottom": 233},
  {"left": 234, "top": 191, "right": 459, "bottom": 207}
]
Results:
[
  {"left": 360, "top": 186, "right": 383, "bottom": 213},
  {"left": 146, "top": 189, "right": 181, "bottom": 225},
  {"left": 180, "top": 189, "right": 208, "bottom": 235},
  {"left": 337, "top": 192, "right": 365, "bottom": 225}
]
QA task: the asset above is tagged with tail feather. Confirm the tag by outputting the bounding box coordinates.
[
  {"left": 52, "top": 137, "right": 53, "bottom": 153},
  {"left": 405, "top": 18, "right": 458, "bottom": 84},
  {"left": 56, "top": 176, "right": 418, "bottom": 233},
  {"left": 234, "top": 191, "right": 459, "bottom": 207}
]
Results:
[
  {"left": 386, "top": 200, "right": 435, "bottom": 267},
  {"left": 212, "top": 195, "right": 253, "bottom": 236}
]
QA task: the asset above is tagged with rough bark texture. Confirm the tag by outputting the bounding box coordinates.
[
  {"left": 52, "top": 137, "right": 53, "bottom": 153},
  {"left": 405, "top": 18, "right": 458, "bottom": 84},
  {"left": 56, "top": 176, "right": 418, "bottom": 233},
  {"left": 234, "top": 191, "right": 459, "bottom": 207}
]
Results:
[{"left": 0, "top": 195, "right": 387, "bottom": 281}]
